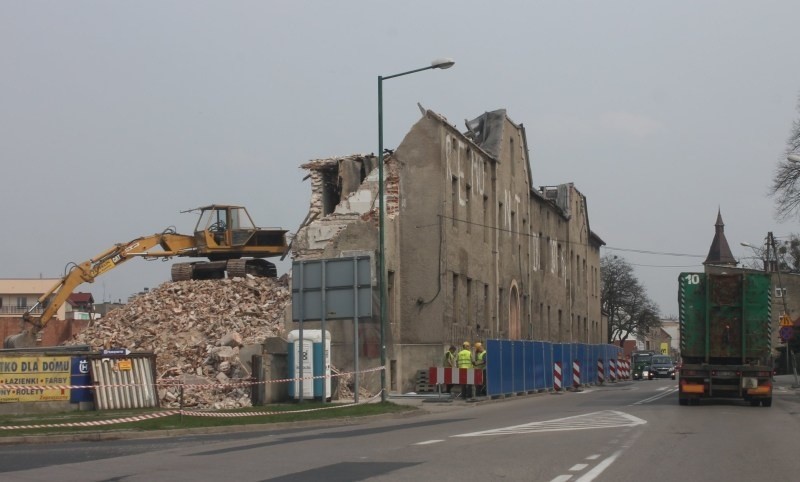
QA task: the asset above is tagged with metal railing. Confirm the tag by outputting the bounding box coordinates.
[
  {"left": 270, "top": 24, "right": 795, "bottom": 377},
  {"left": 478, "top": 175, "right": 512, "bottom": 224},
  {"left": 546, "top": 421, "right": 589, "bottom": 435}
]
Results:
[{"left": 0, "top": 306, "right": 43, "bottom": 315}]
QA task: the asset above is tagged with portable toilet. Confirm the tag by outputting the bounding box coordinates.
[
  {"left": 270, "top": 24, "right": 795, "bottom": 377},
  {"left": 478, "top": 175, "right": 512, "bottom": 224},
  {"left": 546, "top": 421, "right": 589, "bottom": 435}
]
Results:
[{"left": 287, "top": 330, "right": 331, "bottom": 400}]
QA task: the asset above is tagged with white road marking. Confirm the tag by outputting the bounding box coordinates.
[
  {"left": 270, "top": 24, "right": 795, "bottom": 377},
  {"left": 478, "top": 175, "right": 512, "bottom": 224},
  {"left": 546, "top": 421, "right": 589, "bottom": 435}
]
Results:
[
  {"left": 570, "top": 464, "right": 589, "bottom": 471},
  {"left": 585, "top": 454, "right": 600, "bottom": 460},
  {"left": 452, "top": 410, "right": 646, "bottom": 437},
  {"left": 550, "top": 475, "right": 573, "bottom": 482},
  {"left": 632, "top": 387, "right": 678, "bottom": 405},
  {"left": 575, "top": 449, "right": 623, "bottom": 482},
  {"left": 413, "top": 440, "right": 444, "bottom": 445}
]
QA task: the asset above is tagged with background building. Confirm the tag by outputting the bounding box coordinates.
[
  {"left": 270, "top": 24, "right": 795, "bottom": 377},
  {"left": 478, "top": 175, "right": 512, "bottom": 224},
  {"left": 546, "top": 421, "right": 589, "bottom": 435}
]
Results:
[
  {"left": 0, "top": 279, "right": 90, "bottom": 346},
  {"left": 291, "top": 107, "right": 605, "bottom": 393}
]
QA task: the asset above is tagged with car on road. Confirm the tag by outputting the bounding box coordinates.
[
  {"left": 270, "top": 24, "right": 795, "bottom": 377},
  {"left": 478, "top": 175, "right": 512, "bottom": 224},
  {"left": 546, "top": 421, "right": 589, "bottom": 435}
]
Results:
[{"left": 649, "top": 355, "right": 676, "bottom": 379}]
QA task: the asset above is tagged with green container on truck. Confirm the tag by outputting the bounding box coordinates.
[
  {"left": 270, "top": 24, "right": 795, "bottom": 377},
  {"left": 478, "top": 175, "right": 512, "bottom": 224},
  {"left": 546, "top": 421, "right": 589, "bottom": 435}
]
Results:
[{"left": 678, "top": 272, "right": 774, "bottom": 406}]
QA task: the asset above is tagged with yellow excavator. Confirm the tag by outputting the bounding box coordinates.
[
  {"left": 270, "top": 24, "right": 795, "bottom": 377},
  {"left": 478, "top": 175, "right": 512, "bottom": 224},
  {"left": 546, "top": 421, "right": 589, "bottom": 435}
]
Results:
[{"left": 5, "top": 205, "right": 288, "bottom": 348}]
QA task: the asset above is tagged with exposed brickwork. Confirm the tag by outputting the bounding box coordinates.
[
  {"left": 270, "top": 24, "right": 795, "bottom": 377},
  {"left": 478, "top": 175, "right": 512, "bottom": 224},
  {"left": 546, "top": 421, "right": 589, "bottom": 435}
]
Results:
[{"left": 1, "top": 317, "right": 90, "bottom": 347}]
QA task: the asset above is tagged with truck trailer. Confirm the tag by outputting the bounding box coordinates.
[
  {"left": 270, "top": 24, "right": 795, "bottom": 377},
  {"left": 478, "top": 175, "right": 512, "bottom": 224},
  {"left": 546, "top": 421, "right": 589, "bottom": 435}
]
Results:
[{"left": 678, "top": 272, "right": 774, "bottom": 406}]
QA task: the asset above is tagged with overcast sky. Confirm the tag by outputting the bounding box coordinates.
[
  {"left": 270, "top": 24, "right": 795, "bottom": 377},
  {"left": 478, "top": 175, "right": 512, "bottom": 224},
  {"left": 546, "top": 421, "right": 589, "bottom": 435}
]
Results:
[{"left": 3, "top": 1, "right": 800, "bottom": 318}]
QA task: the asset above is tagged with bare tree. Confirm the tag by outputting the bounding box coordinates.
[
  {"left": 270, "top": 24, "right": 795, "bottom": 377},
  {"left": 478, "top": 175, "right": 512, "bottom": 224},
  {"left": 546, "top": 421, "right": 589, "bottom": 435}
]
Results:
[
  {"left": 778, "top": 235, "right": 800, "bottom": 273},
  {"left": 771, "top": 94, "right": 800, "bottom": 220},
  {"left": 740, "top": 234, "right": 800, "bottom": 274},
  {"left": 601, "top": 254, "right": 661, "bottom": 344}
]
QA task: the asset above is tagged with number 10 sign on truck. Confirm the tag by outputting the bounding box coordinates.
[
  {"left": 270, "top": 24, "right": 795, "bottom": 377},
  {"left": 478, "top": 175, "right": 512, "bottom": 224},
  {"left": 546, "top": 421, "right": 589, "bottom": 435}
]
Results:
[{"left": 678, "top": 272, "right": 774, "bottom": 407}]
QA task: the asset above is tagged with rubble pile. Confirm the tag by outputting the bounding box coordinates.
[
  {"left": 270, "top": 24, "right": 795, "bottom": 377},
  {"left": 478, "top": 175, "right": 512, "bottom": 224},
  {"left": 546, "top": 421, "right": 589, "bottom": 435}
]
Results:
[
  {"left": 331, "top": 368, "right": 374, "bottom": 401},
  {"left": 68, "top": 275, "right": 291, "bottom": 408}
]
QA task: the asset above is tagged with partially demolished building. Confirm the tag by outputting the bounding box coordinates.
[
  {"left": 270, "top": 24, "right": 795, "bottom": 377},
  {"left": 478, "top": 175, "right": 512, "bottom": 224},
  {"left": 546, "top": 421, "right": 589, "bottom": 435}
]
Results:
[{"left": 291, "top": 107, "right": 605, "bottom": 394}]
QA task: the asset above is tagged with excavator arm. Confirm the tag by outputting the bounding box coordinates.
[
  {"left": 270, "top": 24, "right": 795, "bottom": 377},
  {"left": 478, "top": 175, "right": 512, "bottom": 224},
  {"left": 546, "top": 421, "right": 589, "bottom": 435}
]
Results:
[{"left": 6, "top": 229, "right": 196, "bottom": 348}]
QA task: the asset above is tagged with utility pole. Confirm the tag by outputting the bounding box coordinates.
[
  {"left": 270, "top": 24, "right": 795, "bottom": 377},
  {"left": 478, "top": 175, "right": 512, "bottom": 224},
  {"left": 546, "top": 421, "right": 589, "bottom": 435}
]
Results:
[{"left": 769, "top": 231, "right": 795, "bottom": 381}]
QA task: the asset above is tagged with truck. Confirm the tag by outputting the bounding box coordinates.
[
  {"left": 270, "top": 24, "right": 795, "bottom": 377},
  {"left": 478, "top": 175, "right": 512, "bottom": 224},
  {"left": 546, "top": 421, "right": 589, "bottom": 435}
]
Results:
[
  {"left": 678, "top": 272, "right": 774, "bottom": 406},
  {"left": 4, "top": 204, "right": 289, "bottom": 349}
]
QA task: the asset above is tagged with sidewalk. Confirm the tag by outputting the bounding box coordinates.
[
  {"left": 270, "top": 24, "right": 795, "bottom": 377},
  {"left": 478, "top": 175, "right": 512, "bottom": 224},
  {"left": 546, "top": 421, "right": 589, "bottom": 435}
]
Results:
[
  {"left": 773, "top": 374, "right": 800, "bottom": 391},
  {"left": 392, "top": 375, "right": 800, "bottom": 409}
]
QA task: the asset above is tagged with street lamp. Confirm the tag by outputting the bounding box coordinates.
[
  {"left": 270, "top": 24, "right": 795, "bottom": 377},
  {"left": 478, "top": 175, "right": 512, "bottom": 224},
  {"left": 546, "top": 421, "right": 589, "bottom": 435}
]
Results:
[
  {"left": 740, "top": 242, "right": 766, "bottom": 272},
  {"left": 378, "top": 58, "right": 454, "bottom": 401}
]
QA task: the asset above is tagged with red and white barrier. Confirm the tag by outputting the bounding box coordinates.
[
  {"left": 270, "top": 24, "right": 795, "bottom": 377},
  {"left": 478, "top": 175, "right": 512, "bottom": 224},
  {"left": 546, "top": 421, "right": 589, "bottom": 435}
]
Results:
[
  {"left": 597, "top": 359, "right": 605, "bottom": 384},
  {"left": 554, "top": 362, "right": 563, "bottom": 391},
  {"left": 428, "top": 367, "right": 484, "bottom": 386},
  {"left": 573, "top": 360, "right": 581, "bottom": 388},
  {"left": 609, "top": 359, "right": 617, "bottom": 382}
]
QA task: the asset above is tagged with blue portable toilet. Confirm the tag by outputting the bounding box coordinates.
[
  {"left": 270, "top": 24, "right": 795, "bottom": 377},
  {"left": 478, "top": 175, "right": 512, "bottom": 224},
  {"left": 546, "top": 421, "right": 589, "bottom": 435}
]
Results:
[{"left": 287, "top": 330, "right": 331, "bottom": 400}]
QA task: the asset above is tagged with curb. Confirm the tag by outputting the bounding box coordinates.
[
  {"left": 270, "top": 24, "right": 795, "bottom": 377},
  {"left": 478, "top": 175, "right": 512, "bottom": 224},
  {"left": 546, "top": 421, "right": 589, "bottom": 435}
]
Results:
[{"left": 0, "top": 406, "right": 423, "bottom": 446}]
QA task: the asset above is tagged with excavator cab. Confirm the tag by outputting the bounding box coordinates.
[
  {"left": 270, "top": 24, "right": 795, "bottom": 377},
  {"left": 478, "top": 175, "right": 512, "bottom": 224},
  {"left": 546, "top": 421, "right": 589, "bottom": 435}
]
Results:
[{"left": 193, "top": 205, "right": 259, "bottom": 249}]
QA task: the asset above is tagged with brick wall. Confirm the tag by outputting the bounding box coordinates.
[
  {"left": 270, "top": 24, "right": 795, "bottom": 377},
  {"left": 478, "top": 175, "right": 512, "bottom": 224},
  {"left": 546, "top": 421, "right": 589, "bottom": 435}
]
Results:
[{"left": 0, "top": 317, "right": 90, "bottom": 347}]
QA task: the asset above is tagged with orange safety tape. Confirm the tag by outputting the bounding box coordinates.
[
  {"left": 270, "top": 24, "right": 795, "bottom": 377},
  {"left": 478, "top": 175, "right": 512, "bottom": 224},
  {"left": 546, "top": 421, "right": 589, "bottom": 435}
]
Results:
[
  {"left": 0, "top": 366, "right": 385, "bottom": 392},
  {"left": 0, "top": 411, "right": 179, "bottom": 430},
  {"left": 179, "top": 391, "right": 384, "bottom": 418}
]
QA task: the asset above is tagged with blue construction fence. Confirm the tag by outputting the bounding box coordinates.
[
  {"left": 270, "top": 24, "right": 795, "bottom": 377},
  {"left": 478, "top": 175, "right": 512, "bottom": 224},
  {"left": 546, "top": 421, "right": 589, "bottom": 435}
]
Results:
[{"left": 484, "top": 340, "right": 623, "bottom": 398}]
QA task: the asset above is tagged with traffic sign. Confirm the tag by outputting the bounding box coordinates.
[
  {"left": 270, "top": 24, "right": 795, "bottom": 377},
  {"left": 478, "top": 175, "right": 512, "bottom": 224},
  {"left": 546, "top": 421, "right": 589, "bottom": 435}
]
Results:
[
  {"left": 780, "top": 314, "right": 793, "bottom": 327},
  {"left": 779, "top": 326, "right": 793, "bottom": 342},
  {"left": 101, "top": 348, "right": 130, "bottom": 356}
]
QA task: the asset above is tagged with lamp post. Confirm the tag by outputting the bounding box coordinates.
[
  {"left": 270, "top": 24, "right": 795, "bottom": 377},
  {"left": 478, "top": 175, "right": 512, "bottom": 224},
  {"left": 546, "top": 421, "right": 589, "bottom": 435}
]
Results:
[{"left": 377, "top": 58, "right": 454, "bottom": 401}]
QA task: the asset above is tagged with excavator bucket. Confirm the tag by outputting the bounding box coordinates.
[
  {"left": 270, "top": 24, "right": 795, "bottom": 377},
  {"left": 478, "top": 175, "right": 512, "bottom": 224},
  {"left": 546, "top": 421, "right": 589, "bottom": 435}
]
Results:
[{"left": 3, "top": 331, "right": 38, "bottom": 349}]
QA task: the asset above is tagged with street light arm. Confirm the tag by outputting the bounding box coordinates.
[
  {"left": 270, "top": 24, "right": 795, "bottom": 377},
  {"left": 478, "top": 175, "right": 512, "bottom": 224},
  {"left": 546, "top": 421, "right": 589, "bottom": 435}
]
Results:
[
  {"left": 381, "top": 65, "right": 436, "bottom": 81},
  {"left": 380, "top": 58, "right": 456, "bottom": 81}
]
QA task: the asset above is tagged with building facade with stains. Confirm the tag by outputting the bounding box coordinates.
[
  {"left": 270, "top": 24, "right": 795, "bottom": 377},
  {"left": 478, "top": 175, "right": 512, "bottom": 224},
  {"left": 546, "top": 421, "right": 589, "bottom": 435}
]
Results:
[{"left": 291, "top": 107, "right": 605, "bottom": 393}]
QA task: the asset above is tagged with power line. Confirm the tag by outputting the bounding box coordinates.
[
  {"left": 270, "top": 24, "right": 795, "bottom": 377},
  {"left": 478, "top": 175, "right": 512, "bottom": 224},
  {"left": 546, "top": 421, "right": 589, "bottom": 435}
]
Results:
[
  {"left": 602, "top": 246, "right": 705, "bottom": 258},
  {"left": 629, "top": 263, "right": 703, "bottom": 268},
  {"left": 425, "top": 214, "right": 714, "bottom": 260},
  {"left": 425, "top": 214, "right": 602, "bottom": 250}
]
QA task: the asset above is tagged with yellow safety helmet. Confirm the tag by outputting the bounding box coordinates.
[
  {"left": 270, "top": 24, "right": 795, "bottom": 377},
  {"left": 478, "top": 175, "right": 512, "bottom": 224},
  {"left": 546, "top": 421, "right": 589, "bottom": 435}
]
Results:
[
  {"left": 463, "top": 341, "right": 471, "bottom": 348},
  {"left": 474, "top": 342, "right": 483, "bottom": 350}
]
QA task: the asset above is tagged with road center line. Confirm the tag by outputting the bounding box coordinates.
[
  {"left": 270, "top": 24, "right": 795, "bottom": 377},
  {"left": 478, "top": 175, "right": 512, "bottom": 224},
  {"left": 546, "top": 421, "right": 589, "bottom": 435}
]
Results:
[
  {"left": 632, "top": 388, "right": 678, "bottom": 405},
  {"left": 585, "top": 454, "right": 600, "bottom": 460},
  {"left": 575, "top": 449, "right": 623, "bottom": 482},
  {"left": 570, "top": 463, "right": 588, "bottom": 471},
  {"left": 413, "top": 440, "right": 443, "bottom": 445},
  {"left": 550, "top": 475, "right": 573, "bottom": 482}
]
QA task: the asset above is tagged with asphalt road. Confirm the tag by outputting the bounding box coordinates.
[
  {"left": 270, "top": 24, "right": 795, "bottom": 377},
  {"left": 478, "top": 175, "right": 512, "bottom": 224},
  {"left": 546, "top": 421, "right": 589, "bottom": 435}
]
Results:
[{"left": 3, "top": 378, "right": 800, "bottom": 481}]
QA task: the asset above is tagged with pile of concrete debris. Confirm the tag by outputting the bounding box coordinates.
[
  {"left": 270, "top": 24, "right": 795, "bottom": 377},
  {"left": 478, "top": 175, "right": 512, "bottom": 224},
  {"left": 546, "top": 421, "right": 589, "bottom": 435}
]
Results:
[{"left": 68, "top": 275, "right": 291, "bottom": 409}]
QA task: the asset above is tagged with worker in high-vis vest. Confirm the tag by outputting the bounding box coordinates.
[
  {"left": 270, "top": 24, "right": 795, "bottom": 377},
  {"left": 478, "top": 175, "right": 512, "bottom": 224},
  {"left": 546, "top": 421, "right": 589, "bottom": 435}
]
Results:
[
  {"left": 456, "top": 341, "right": 474, "bottom": 399},
  {"left": 442, "top": 345, "right": 457, "bottom": 393},
  {"left": 443, "top": 345, "right": 457, "bottom": 368},
  {"left": 473, "top": 342, "right": 487, "bottom": 396}
]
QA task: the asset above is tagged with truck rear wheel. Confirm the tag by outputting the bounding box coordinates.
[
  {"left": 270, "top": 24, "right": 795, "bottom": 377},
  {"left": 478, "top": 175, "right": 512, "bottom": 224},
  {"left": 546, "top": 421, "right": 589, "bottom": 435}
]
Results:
[
  {"left": 679, "top": 398, "right": 688, "bottom": 406},
  {"left": 762, "top": 398, "right": 772, "bottom": 407}
]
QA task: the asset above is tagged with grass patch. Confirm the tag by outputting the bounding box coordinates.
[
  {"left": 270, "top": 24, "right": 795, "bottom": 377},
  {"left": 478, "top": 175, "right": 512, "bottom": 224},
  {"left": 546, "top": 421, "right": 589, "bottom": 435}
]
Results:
[{"left": 0, "top": 402, "right": 416, "bottom": 437}]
